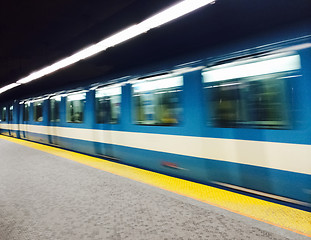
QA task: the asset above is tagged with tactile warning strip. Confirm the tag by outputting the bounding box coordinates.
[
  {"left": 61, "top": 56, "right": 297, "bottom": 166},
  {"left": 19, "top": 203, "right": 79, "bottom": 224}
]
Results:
[{"left": 1, "top": 135, "right": 310, "bottom": 237}]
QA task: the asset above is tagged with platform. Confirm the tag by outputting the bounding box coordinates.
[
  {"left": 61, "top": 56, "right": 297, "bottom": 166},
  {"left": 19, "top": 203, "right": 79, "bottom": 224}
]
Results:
[{"left": 0, "top": 135, "right": 310, "bottom": 240}]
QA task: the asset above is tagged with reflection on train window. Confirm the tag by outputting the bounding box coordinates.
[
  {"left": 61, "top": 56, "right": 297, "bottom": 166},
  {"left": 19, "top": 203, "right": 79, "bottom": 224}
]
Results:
[
  {"left": 23, "top": 103, "right": 30, "bottom": 121},
  {"left": 246, "top": 77, "right": 288, "bottom": 125},
  {"left": 95, "top": 85, "right": 121, "bottom": 124},
  {"left": 34, "top": 101, "right": 43, "bottom": 122},
  {"left": 203, "top": 54, "right": 301, "bottom": 128},
  {"left": 133, "top": 76, "right": 183, "bottom": 125},
  {"left": 1, "top": 107, "right": 6, "bottom": 121},
  {"left": 9, "top": 105, "right": 13, "bottom": 121},
  {"left": 49, "top": 96, "right": 61, "bottom": 122},
  {"left": 66, "top": 92, "right": 85, "bottom": 123}
]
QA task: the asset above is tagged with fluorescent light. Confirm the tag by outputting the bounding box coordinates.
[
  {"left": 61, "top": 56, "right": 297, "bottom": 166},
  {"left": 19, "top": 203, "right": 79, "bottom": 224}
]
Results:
[
  {"left": 1, "top": 0, "right": 214, "bottom": 92},
  {"left": 30, "top": 97, "right": 48, "bottom": 103},
  {"left": 67, "top": 92, "right": 86, "bottom": 101},
  {"left": 50, "top": 95, "right": 62, "bottom": 101},
  {"left": 0, "top": 83, "right": 21, "bottom": 94},
  {"left": 96, "top": 85, "right": 121, "bottom": 98},
  {"left": 139, "top": 0, "right": 214, "bottom": 30},
  {"left": 133, "top": 76, "right": 183, "bottom": 93},
  {"left": 203, "top": 54, "right": 301, "bottom": 82},
  {"left": 173, "top": 66, "right": 205, "bottom": 75}
]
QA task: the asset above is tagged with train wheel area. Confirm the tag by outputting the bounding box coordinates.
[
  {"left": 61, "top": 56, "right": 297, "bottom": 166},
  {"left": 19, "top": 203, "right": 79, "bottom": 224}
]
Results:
[{"left": 0, "top": 134, "right": 310, "bottom": 239}]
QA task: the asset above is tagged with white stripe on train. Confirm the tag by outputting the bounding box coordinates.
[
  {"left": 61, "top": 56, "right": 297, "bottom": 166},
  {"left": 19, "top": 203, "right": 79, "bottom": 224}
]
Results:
[{"left": 1, "top": 123, "right": 311, "bottom": 175}]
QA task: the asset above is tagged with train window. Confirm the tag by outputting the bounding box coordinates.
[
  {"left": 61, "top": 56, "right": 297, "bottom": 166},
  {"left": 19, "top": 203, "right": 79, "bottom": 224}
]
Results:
[
  {"left": 203, "top": 54, "right": 301, "bottom": 128},
  {"left": 1, "top": 107, "right": 6, "bottom": 121},
  {"left": 33, "top": 101, "right": 43, "bottom": 122},
  {"left": 95, "top": 85, "right": 121, "bottom": 124},
  {"left": 133, "top": 76, "right": 183, "bottom": 125},
  {"left": 23, "top": 102, "right": 30, "bottom": 121},
  {"left": 9, "top": 106, "right": 13, "bottom": 122},
  {"left": 244, "top": 75, "right": 288, "bottom": 126},
  {"left": 66, "top": 92, "right": 85, "bottom": 123},
  {"left": 49, "top": 96, "right": 61, "bottom": 122}
]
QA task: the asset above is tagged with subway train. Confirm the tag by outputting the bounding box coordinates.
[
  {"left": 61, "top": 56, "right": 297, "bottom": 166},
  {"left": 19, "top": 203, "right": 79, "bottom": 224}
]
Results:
[{"left": 1, "top": 29, "right": 311, "bottom": 208}]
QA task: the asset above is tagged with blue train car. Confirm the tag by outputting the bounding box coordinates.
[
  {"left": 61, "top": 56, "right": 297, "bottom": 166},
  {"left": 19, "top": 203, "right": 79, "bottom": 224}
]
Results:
[{"left": 1, "top": 31, "right": 311, "bottom": 208}]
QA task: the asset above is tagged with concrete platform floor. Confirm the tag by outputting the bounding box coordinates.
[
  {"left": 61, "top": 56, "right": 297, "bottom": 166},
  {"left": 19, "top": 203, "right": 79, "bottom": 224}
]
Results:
[{"left": 0, "top": 137, "right": 309, "bottom": 240}]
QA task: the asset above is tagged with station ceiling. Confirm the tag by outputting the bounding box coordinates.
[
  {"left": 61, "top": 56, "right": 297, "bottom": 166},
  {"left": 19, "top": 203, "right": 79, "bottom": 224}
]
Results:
[{"left": 0, "top": 0, "right": 310, "bottom": 101}]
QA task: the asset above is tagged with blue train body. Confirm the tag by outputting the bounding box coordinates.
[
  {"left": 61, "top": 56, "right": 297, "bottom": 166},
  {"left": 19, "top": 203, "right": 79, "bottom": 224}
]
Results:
[{"left": 1, "top": 29, "right": 311, "bottom": 208}]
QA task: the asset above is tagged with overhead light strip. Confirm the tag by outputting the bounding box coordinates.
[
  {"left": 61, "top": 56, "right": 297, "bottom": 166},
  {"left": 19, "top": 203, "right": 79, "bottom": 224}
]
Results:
[
  {"left": 0, "top": 0, "right": 215, "bottom": 95},
  {"left": 202, "top": 54, "right": 301, "bottom": 82},
  {"left": 0, "top": 83, "right": 21, "bottom": 94}
]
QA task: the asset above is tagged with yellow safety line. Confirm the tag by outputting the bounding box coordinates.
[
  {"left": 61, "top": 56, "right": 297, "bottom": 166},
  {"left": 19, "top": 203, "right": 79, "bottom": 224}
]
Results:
[{"left": 1, "top": 134, "right": 310, "bottom": 237}]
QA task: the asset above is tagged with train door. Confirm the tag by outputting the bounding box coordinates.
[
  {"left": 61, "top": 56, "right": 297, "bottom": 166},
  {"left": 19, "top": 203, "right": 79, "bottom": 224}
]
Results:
[
  {"left": 0, "top": 106, "right": 8, "bottom": 135},
  {"left": 8, "top": 105, "right": 14, "bottom": 136},
  {"left": 94, "top": 85, "right": 121, "bottom": 159},
  {"left": 21, "top": 102, "right": 30, "bottom": 139},
  {"left": 17, "top": 103, "right": 21, "bottom": 138},
  {"left": 13, "top": 102, "right": 20, "bottom": 138},
  {"left": 48, "top": 96, "right": 61, "bottom": 145}
]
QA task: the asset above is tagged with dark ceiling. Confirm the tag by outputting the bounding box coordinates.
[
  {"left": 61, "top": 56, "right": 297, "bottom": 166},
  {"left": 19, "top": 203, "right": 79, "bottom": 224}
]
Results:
[{"left": 0, "top": 0, "right": 311, "bottom": 101}]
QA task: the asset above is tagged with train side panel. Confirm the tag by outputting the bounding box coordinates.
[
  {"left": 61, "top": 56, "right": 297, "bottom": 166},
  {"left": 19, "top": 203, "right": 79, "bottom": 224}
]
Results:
[{"left": 1, "top": 35, "right": 311, "bottom": 206}]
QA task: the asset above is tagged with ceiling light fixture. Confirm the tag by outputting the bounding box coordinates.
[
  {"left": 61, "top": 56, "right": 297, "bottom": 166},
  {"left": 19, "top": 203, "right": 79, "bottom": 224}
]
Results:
[
  {"left": 0, "top": 0, "right": 215, "bottom": 95},
  {"left": 0, "top": 83, "right": 21, "bottom": 94}
]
